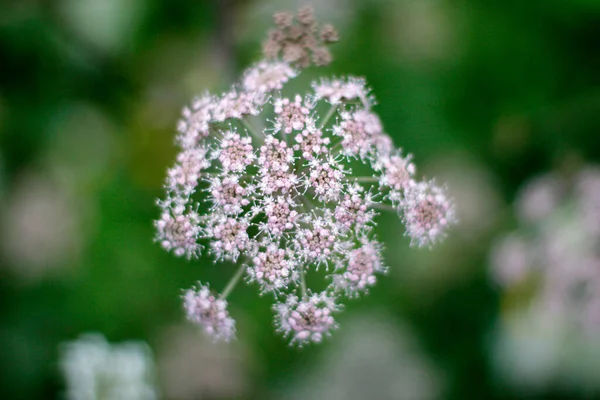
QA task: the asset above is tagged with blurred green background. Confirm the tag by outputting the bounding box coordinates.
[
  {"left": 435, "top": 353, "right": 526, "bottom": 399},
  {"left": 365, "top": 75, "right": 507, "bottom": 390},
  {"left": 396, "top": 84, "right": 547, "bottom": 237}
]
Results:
[{"left": 1, "top": 0, "right": 600, "bottom": 399}]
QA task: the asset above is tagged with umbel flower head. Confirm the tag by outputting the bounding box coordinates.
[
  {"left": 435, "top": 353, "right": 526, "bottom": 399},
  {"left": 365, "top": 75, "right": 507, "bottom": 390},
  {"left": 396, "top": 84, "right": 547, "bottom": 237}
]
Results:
[
  {"left": 155, "top": 6, "right": 456, "bottom": 345},
  {"left": 183, "top": 283, "right": 235, "bottom": 342}
]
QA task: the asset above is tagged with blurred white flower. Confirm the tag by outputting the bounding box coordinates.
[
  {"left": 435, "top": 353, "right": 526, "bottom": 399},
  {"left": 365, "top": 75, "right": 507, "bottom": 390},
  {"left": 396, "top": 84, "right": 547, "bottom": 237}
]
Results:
[
  {"left": 426, "top": 154, "right": 502, "bottom": 239},
  {"left": 493, "top": 308, "right": 600, "bottom": 393},
  {"left": 283, "top": 312, "right": 444, "bottom": 400},
  {"left": 156, "top": 326, "right": 251, "bottom": 400},
  {"left": 575, "top": 166, "right": 600, "bottom": 236},
  {"left": 489, "top": 234, "right": 533, "bottom": 287},
  {"left": 58, "top": 0, "right": 144, "bottom": 54},
  {"left": 515, "top": 173, "right": 563, "bottom": 225},
  {"left": 59, "top": 333, "right": 157, "bottom": 400},
  {"left": 0, "top": 172, "right": 86, "bottom": 280},
  {"left": 490, "top": 166, "right": 600, "bottom": 392}
]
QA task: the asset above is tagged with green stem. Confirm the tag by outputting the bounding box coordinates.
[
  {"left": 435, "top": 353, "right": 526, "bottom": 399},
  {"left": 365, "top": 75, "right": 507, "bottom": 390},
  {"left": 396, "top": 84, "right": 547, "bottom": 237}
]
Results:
[
  {"left": 209, "top": 124, "right": 223, "bottom": 138},
  {"left": 297, "top": 194, "right": 313, "bottom": 213},
  {"left": 331, "top": 141, "right": 344, "bottom": 155},
  {"left": 359, "top": 94, "right": 371, "bottom": 109},
  {"left": 319, "top": 104, "right": 338, "bottom": 130},
  {"left": 241, "top": 118, "right": 263, "bottom": 143},
  {"left": 220, "top": 262, "right": 247, "bottom": 300},
  {"left": 300, "top": 267, "right": 308, "bottom": 299},
  {"left": 352, "top": 176, "right": 379, "bottom": 183},
  {"left": 370, "top": 203, "right": 398, "bottom": 213}
]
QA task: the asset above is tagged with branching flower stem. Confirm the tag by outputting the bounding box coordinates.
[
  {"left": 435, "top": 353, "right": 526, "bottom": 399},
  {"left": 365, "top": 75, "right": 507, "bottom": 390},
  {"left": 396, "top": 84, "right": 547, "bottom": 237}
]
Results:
[
  {"left": 220, "top": 262, "right": 247, "bottom": 300},
  {"left": 352, "top": 176, "right": 379, "bottom": 183},
  {"left": 241, "top": 117, "right": 263, "bottom": 143},
  {"left": 300, "top": 267, "right": 308, "bottom": 299},
  {"left": 319, "top": 104, "right": 338, "bottom": 130},
  {"left": 370, "top": 203, "right": 398, "bottom": 213}
]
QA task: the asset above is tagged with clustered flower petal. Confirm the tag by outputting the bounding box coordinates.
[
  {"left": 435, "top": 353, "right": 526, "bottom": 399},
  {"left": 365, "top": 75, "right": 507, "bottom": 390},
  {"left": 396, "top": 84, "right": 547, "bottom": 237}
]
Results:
[
  {"left": 379, "top": 151, "right": 416, "bottom": 203},
  {"left": 217, "top": 131, "right": 255, "bottom": 173},
  {"left": 274, "top": 292, "right": 340, "bottom": 345},
  {"left": 212, "top": 90, "right": 264, "bottom": 121},
  {"left": 260, "top": 196, "right": 299, "bottom": 236},
  {"left": 312, "top": 76, "right": 373, "bottom": 107},
  {"left": 296, "top": 217, "right": 338, "bottom": 267},
  {"left": 305, "top": 158, "right": 346, "bottom": 202},
  {"left": 247, "top": 245, "right": 299, "bottom": 294},
  {"left": 401, "top": 181, "right": 456, "bottom": 247},
  {"left": 334, "top": 109, "right": 386, "bottom": 160},
  {"left": 183, "top": 283, "right": 235, "bottom": 341},
  {"left": 155, "top": 205, "right": 201, "bottom": 259},
  {"left": 334, "top": 184, "right": 375, "bottom": 232},
  {"left": 177, "top": 94, "right": 214, "bottom": 149},
  {"left": 333, "top": 238, "right": 386, "bottom": 297},
  {"left": 207, "top": 215, "right": 251, "bottom": 262},
  {"left": 258, "top": 136, "right": 298, "bottom": 195},
  {"left": 166, "top": 147, "right": 211, "bottom": 196},
  {"left": 209, "top": 175, "right": 251, "bottom": 215},
  {"left": 294, "top": 124, "right": 330, "bottom": 160},
  {"left": 155, "top": 7, "right": 455, "bottom": 344},
  {"left": 274, "top": 95, "right": 312, "bottom": 134},
  {"left": 242, "top": 61, "right": 297, "bottom": 94}
]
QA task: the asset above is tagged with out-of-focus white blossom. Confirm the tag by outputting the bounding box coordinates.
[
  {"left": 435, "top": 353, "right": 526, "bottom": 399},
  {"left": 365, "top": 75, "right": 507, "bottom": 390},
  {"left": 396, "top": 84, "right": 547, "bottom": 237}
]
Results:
[
  {"left": 156, "top": 326, "right": 251, "bottom": 400},
  {"left": 490, "top": 234, "right": 533, "bottom": 287},
  {"left": 515, "top": 173, "right": 563, "bottom": 225},
  {"left": 59, "top": 333, "right": 156, "bottom": 400},
  {"left": 1, "top": 173, "right": 85, "bottom": 280},
  {"left": 576, "top": 166, "right": 600, "bottom": 236},
  {"left": 490, "top": 166, "right": 600, "bottom": 392},
  {"left": 283, "top": 313, "right": 445, "bottom": 400}
]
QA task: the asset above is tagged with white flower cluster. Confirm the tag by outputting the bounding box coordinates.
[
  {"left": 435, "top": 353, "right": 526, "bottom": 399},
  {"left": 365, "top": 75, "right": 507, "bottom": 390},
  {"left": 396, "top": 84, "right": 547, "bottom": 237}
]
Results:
[
  {"left": 155, "top": 9, "right": 455, "bottom": 345},
  {"left": 491, "top": 166, "right": 600, "bottom": 333},
  {"left": 60, "top": 334, "right": 157, "bottom": 400},
  {"left": 490, "top": 166, "right": 600, "bottom": 391}
]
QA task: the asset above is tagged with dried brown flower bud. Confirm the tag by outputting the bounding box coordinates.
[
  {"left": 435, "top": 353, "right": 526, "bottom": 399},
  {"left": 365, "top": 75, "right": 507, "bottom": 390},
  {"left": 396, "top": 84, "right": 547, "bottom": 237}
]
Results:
[
  {"left": 273, "top": 11, "right": 293, "bottom": 28},
  {"left": 262, "top": 5, "right": 338, "bottom": 68},
  {"left": 287, "top": 25, "right": 305, "bottom": 41},
  {"left": 268, "top": 29, "right": 285, "bottom": 42},
  {"left": 297, "top": 5, "right": 315, "bottom": 26},
  {"left": 263, "top": 38, "right": 281, "bottom": 59},
  {"left": 300, "top": 33, "right": 318, "bottom": 49},
  {"left": 320, "top": 24, "right": 339, "bottom": 43},
  {"left": 312, "top": 47, "right": 332, "bottom": 66},
  {"left": 283, "top": 44, "right": 305, "bottom": 64}
]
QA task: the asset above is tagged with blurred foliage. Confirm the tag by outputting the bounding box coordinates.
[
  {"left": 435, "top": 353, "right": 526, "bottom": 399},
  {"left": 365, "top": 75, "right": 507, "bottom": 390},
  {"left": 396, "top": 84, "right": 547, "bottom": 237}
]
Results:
[{"left": 1, "top": 0, "right": 599, "bottom": 399}]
